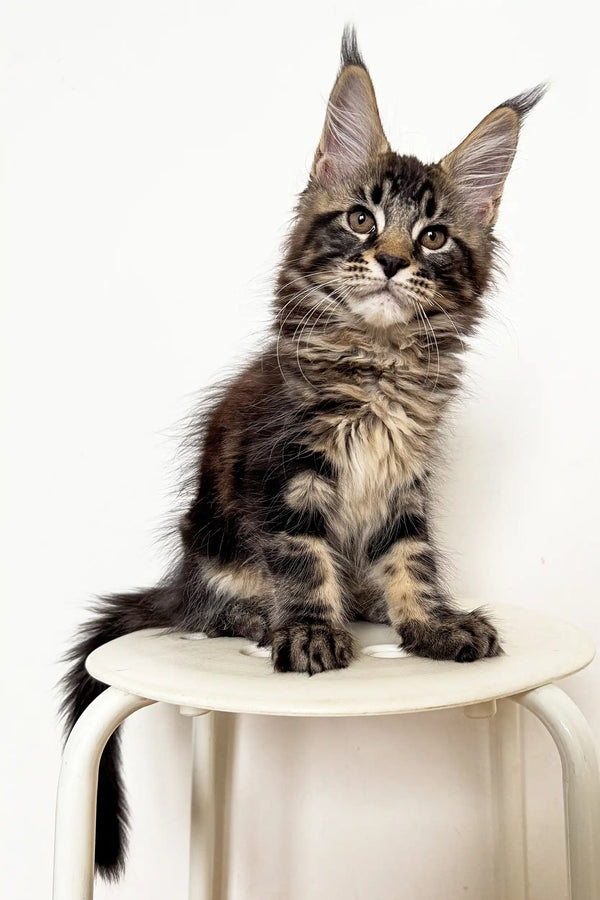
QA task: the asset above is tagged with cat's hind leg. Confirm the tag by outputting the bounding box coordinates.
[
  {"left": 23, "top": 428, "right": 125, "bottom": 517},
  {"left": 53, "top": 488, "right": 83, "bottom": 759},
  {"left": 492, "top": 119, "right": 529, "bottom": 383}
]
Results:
[{"left": 195, "top": 559, "right": 273, "bottom": 644}]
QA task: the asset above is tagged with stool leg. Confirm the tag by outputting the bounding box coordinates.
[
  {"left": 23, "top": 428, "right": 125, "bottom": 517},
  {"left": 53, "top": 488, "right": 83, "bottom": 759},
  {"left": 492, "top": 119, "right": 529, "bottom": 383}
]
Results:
[
  {"left": 189, "top": 712, "right": 216, "bottom": 900},
  {"left": 189, "top": 711, "right": 236, "bottom": 900},
  {"left": 53, "top": 687, "right": 155, "bottom": 900},
  {"left": 188, "top": 711, "right": 236, "bottom": 900},
  {"left": 513, "top": 684, "right": 600, "bottom": 900},
  {"left": 491, "top": 700, "right": 528, "bottom": 900}
]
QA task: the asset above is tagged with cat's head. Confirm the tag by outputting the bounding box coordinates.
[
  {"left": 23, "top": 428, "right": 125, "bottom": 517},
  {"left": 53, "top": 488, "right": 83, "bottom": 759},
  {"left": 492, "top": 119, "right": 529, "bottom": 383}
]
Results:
[{"left": 280, "top": 27, "right": 545, "bottom": 336}]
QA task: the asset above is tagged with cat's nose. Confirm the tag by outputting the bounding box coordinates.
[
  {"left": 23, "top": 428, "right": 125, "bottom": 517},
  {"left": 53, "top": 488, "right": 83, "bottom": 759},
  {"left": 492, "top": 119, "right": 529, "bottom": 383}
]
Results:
[{"left": 375, "top": 253, "right": 410, "bottom": 279}]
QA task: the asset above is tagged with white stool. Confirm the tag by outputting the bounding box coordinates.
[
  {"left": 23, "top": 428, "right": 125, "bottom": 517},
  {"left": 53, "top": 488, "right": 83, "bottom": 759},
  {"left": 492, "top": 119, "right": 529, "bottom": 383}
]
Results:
[{"left": 53, "top": 604, "right": 600, "bottom": 900}]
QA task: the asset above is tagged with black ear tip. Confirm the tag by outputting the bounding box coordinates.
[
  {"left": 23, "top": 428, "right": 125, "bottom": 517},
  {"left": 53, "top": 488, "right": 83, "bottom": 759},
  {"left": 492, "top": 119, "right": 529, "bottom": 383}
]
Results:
[
  {"left": 340, "top": 24, "right": 366, "bottom": 70},
  {"left": 503, "top": 81, "right": 549, "bottom": 118}
]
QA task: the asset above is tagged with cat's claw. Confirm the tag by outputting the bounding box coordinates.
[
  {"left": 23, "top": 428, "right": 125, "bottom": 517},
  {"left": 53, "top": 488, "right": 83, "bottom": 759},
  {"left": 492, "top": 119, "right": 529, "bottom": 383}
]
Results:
[{"left": 271, "top": 624, "right": 354, "bottom": 675}]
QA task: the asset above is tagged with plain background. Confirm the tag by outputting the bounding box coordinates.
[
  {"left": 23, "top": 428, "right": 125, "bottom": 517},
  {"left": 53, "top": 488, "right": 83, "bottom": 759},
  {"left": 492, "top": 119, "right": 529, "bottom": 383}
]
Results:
[{"left": 1, "top": 1, "right": 599, "bottom": 897}]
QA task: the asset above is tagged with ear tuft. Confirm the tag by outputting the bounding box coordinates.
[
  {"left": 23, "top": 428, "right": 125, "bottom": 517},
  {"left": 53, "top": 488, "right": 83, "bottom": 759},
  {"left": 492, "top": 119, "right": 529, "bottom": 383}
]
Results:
[
  {"left": 500, "top": 82, "right": 549, "bottom": 119},
  {"left": 340, "top": 24, "right": 366, "bottom": 70}
]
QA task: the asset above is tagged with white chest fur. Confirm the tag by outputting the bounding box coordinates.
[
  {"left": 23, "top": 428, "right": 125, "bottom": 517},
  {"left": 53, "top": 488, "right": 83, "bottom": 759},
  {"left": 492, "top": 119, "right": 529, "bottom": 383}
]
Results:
[
  {"left": 300, "top": 335, "right": 453, "bottom": 544},
  {"left": 331, "top": 389, "right": 433, "bottom": 543}
]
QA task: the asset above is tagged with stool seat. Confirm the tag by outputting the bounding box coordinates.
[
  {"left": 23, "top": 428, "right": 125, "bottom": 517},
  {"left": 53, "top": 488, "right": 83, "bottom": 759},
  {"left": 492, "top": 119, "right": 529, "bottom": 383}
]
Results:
[{"left": 86, "top": 603, "right": 595, "bottom": 717}]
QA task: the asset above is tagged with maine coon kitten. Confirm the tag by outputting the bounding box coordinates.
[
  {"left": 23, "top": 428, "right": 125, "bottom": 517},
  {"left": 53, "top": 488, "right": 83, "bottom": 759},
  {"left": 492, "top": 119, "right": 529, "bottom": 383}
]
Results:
[{"left": 62, "top": 27, "right": 544, "bottom": 881}]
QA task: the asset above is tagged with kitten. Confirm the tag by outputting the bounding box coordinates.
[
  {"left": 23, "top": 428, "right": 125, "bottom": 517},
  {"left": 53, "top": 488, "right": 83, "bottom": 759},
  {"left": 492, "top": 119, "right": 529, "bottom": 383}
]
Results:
[{"left": 61, "top": 27, "right": 544, "bottom": 881}]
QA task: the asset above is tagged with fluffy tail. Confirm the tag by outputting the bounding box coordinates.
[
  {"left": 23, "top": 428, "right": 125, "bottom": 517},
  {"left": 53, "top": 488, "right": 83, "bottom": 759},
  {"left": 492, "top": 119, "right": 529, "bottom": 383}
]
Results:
[{"left": 60, "top": 587, "right": 175, "bottom": 881}]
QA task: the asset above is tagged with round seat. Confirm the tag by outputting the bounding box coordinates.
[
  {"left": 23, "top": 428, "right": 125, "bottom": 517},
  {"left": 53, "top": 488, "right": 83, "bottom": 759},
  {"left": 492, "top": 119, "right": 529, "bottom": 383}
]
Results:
[{"left": 86, "top": 603, "right": 595, "bottom": 717}]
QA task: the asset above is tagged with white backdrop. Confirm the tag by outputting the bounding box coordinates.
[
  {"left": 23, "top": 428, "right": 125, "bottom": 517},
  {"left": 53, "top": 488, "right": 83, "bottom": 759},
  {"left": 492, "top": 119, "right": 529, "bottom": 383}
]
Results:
[{"left": 1, "top": 2, "right": 599, "bottom": 898}]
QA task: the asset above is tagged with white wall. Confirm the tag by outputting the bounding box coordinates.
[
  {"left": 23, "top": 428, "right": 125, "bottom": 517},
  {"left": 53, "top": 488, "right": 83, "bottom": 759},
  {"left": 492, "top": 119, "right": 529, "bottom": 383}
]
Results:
[{"left": 1, "top": 2, "right": 599, "bottom": 898}]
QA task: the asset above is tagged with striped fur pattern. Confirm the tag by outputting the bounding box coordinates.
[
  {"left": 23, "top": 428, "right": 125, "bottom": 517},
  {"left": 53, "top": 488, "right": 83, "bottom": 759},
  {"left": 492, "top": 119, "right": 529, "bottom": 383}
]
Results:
[{"left": 61, "top": 26, "right": 545, "bottom": 880}]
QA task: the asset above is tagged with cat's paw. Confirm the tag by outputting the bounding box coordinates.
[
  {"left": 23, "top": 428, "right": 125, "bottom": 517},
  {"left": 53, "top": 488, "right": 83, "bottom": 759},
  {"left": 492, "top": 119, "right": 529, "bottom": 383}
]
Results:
[
  {"left": 239, "top": 613, "right": 270, "bottom": 645},
  {"left": 399, "top": 609, "right": 502, "bottom": 663},
  {"left": 271, "top": 624, "right": 354, "bottom": 675},
  {"left": 204, "top": 610, "right": 269, "bottom": 644}
]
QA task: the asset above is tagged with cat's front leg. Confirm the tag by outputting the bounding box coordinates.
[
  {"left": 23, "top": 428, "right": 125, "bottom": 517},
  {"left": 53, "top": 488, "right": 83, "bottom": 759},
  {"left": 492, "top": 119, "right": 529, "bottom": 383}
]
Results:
[
  {"left": 367, "top": 509, "right": 501, "bottom": 662},
  {"left": 251, "top": 449, "right": 354, "bottom": 674},
  {"left": 263, "top": 532, "right": 354, "bottom": 674}
]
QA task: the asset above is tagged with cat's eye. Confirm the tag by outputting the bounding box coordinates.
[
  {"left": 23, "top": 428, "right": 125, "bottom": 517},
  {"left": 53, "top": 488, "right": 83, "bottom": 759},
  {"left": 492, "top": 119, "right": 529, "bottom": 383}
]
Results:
[
  {"left": 348, "top": 207, "right": 376, "bottom": 235},
  {"left": 419, "top": 226, "right": 447, "bottom": 251}
]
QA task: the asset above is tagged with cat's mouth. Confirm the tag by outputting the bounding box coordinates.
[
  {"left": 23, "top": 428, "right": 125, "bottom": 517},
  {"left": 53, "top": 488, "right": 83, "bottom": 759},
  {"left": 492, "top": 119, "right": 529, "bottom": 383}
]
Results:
[
  {"left": 349, "top": 282, "right": 413, "bottom": 327},
  {"left": 369, "top": 282, "right": 416, "bottom": 310}
]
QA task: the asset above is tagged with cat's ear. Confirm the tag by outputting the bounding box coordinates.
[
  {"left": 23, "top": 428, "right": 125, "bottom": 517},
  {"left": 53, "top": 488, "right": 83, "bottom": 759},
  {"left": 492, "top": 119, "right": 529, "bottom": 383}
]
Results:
[
  {"left": 312, "top": 27, "right": 390, "bottom": 187},
  {"left": 440, "top": 85, "right": 547, "bottom": 227}
]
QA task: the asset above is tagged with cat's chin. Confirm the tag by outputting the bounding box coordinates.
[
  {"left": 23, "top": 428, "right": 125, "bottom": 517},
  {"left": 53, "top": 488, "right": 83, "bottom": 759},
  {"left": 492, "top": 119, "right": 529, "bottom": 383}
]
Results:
[{"left": 350, "top": 290, "right": 412, "bottom": 329}]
